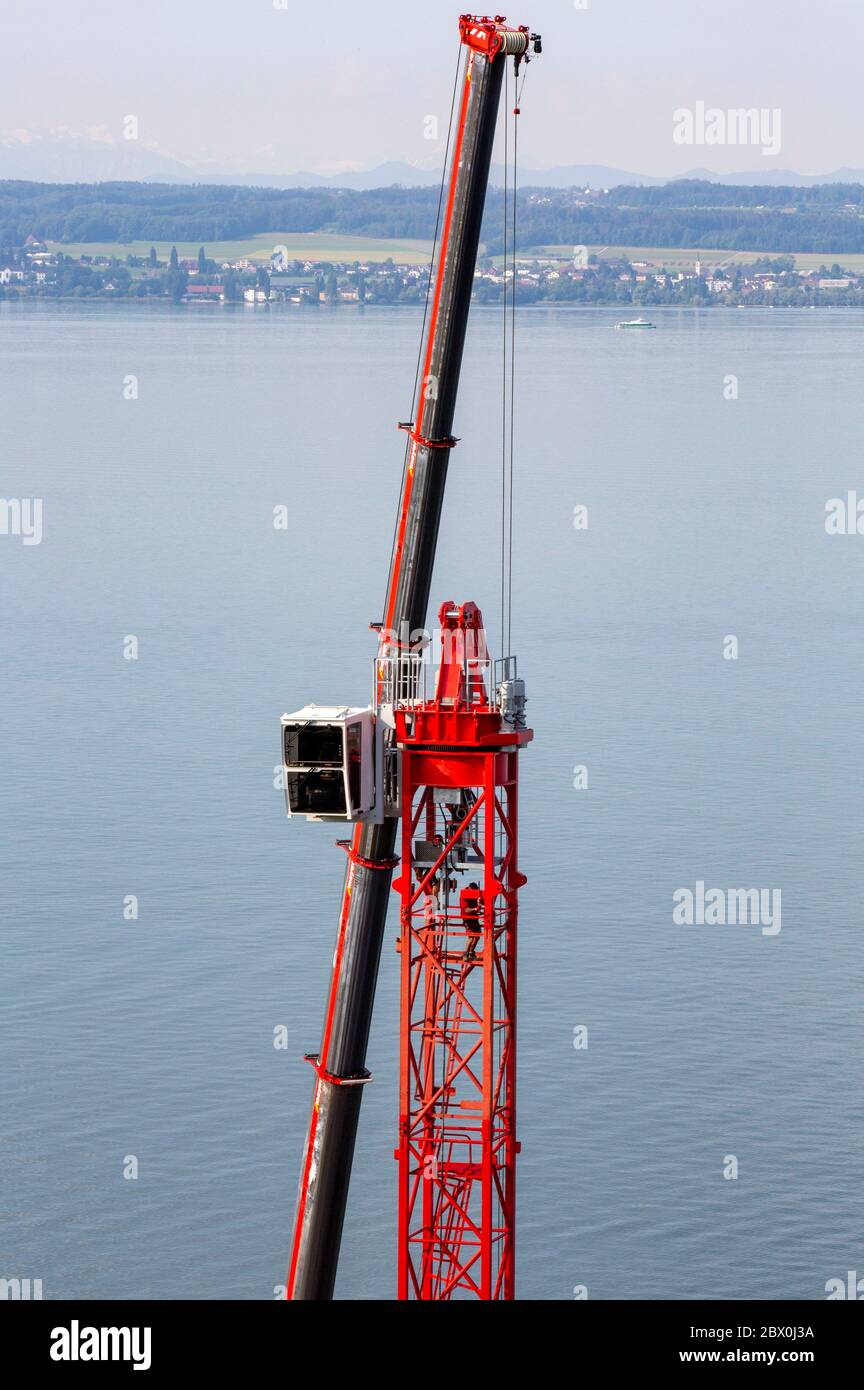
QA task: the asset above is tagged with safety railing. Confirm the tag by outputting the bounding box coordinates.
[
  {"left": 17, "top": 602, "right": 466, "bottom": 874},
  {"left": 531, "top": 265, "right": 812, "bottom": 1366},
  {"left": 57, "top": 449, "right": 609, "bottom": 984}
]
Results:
[{"left": 373, "top": 652, "right": 428, "bottom": 712}]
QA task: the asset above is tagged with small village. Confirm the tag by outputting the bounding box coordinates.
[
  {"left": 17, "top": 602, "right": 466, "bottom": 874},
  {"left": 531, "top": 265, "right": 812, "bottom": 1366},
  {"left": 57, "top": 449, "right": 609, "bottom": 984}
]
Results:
[{"left": 2, "top": 234, "right": 864, "bottom": 307}]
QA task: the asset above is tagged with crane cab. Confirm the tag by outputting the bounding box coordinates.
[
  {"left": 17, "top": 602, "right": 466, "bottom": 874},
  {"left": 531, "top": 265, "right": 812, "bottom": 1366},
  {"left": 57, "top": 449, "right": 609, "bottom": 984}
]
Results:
[{"left": 280, "top": 706, "right": 378, "bottom": 822}]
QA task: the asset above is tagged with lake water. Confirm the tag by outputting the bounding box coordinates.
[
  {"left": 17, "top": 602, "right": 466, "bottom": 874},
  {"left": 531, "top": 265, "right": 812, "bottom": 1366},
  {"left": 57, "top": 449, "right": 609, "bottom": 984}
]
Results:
[{"left": 2, "top": 301, "right": 862, "bottom": 1300}]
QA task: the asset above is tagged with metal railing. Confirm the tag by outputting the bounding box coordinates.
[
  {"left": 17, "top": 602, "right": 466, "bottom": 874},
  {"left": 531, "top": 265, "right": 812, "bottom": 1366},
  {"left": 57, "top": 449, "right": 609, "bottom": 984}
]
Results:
[
  {"left": 375, "top": 648, "right": 498, "bottom": 714},
  {"left": 373, "top": 653, "right": 428, "bottom": 712},
  {"left": 493, "top": 654, "right": 518, "bottom": 688}
]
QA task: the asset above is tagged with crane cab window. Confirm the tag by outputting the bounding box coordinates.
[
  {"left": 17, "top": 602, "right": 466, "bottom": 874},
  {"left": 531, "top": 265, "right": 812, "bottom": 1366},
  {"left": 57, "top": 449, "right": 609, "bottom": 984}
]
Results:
[
  {"left": 345, "top": 723, "right": 362, "bottom": 816},
  {"left": 294, "top": 724, "right": 343, "bottom": 767},
  {"left": 289, "top": 767, "right": 347, "bottom": 817}
]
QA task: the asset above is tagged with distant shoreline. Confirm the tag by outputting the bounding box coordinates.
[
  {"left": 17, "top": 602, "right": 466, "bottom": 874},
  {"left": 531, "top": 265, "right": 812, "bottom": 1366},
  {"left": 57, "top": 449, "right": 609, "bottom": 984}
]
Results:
[
  {"left": 4, "top": 299, "right": 863, "bottom": 314},
  {"left": 6, "top": 242, "right": 864, "bottom": 310}
]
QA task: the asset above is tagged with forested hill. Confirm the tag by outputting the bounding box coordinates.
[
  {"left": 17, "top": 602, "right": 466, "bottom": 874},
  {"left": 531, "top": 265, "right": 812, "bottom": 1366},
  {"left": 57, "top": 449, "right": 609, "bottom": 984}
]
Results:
[{"left": 3, "top": 179, "right": 864, "bottom": 254}]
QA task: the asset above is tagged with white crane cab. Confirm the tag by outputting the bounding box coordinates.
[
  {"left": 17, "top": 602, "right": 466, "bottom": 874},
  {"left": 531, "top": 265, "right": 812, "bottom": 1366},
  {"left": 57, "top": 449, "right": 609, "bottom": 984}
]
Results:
[{"left": 280, "top": 705, "right": 379, "bottom": 823}]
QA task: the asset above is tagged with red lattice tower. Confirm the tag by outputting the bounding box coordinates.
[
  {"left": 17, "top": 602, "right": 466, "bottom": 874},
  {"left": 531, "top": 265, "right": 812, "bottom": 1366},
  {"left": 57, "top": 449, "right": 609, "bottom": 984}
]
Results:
[{"left": 392, "top": 602, "right": 532, "bottom": 1299}]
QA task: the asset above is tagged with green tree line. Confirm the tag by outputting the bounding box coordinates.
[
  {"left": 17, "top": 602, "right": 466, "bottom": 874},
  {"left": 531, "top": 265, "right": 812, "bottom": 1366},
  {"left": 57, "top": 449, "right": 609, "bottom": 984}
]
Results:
[{"left": 3, "top": 178, "right": 864, "bottom": 256}]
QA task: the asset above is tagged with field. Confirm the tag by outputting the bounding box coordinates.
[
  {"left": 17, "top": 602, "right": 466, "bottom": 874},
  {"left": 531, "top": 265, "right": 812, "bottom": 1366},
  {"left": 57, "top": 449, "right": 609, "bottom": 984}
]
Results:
[
  {"left": 523, "top": 244, "right": 864, "bottom": 272},
  {"left": 42, "top": 232, "right": 864, "bottom": 276},
  {"left": 45, "top": 231, "right": 435, "bottom": 266}
]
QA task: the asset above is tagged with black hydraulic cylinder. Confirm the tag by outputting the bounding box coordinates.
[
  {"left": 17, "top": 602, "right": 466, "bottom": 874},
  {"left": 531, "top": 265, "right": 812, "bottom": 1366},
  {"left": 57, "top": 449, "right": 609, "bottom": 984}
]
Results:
[{"left": 287, "top": 37, "right": 511, "bottom": 1301}]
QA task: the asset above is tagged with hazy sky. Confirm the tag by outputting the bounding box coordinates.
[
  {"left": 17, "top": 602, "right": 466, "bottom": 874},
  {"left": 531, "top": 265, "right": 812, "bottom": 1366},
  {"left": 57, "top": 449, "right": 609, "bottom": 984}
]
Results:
[{"left": 2, "top": 0, "right": 863, "bottom": 175}]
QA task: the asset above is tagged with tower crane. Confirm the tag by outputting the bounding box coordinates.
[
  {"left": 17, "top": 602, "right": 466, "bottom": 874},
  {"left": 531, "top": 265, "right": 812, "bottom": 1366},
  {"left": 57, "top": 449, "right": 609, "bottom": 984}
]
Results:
[{"left": 280, "top": 13, "right": 540, "bottom": 1301}]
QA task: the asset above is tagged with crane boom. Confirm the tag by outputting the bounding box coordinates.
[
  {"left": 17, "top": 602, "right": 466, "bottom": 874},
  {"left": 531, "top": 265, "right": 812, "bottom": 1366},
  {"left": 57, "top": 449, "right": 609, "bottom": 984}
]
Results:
[{"left": 285, "top": 15, "right": 536, "bottom": 1301}]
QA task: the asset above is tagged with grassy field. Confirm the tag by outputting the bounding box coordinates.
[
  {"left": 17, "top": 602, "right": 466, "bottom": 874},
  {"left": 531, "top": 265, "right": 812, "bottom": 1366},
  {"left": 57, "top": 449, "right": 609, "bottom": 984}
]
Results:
[
  {"left": 46, "top": 231, "right": 435, "bottom": 266},
  {"left": 45, "top": 233, "right": 864, "bottom": 273},
  {"left": 43, "top": 232, "right": 864, "bottom": 275},
  {"left": 523, "top": 244, "right": 864, "bottom": 272}
]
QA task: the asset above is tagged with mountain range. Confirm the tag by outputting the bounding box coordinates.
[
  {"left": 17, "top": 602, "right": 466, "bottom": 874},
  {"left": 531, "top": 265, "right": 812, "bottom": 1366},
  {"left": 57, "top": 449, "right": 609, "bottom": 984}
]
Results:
[{"left": 2, "top": 130, "right": 863, "bottom": 190}]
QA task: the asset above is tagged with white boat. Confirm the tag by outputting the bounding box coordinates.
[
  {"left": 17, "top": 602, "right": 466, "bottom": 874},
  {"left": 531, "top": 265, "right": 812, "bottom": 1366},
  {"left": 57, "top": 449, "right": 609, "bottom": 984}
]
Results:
[{"left": 614, "top": 317, "right": 656, "bottom": 329}]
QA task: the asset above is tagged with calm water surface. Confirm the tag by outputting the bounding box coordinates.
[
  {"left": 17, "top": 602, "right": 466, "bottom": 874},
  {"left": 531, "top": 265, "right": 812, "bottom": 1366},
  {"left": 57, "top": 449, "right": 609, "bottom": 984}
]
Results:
[{"left": 1, "top": 302, "right": 862, "bottom": 1299}]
